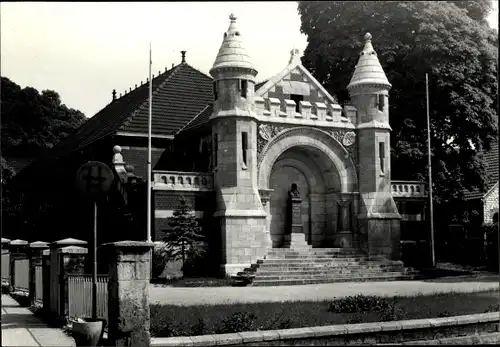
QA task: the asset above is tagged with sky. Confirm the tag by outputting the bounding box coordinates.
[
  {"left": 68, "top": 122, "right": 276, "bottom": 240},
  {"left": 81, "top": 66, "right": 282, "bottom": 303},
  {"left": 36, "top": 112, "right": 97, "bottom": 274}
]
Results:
[{"left": 1, "top": 1, "right": 498, "bottom": 118}]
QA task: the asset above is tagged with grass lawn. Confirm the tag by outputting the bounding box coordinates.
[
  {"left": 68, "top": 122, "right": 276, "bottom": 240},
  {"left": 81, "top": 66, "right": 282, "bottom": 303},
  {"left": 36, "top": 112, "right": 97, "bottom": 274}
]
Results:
[{"left": 150, "top": 290, "right": 500, "bottom": 337}]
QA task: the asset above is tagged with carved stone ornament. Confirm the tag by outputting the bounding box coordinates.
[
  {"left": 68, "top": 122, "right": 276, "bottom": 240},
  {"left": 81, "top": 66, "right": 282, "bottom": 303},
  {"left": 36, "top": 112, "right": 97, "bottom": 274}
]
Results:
[
  {"left": 258, "top": 124, "right": 273, "bottom": 141},
  {"left": 342, "top": 131, "right": 356, "bottom": 147}
]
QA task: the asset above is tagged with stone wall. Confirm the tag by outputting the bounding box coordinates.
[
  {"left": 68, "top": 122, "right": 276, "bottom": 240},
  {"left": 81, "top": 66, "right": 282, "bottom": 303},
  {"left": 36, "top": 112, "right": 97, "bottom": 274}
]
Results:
[
  {"left": 151, "top": 312, "right": 500, "bottom": 346},
  {"left": 483, "top": 183, "right": 499, "bottom": 224}
]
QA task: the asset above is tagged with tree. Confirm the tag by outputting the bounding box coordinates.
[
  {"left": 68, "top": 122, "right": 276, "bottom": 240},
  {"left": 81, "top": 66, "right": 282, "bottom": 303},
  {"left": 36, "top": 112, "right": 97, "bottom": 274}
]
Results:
[
  {"left": 1, "top": 77, "right": 87, "bottom": 240},
  {"left": 1, "top": 77, "right": 87, "bottom": 158},
  {"left": 164, "top": 197, "right": 205, "bottom": 271},
  {"left": 298, "top": 1, "right": 498, "bottom": 225}
]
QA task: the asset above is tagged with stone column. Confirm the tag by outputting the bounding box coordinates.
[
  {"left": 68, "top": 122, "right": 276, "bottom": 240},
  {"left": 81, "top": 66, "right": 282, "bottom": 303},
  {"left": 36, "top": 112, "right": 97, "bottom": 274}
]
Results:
[
  {"left": 258, "top": 188, "right": 274, "bottom": 249},
  {"left": 1, "top": 238, "right": 11, "bottom": 289},
  {"left": 106, "top": 241, "right": 154, "bottom": 347},
  {"left": 57, "top": 245, "right": 87, "bottom": 319},
  {"left": 9, "top": 239, "right": 28, "bottom": 291},
  {"left": 49, "top": 238, "right": 88, "bottom": 318},
  {"left": 336, "top": 198, "right": 353, "bottom": 248},
  {"left": 29, "top": 241, "right": 49, "bottom": 306},
  {"left": 42, "top": 249, "right": 51, "bottom": 313}
]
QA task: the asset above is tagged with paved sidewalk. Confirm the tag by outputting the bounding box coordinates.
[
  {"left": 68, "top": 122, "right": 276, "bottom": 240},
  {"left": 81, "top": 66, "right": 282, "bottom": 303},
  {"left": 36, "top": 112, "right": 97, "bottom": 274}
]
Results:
[
  {"left": 1, "top": 294, "right": 75, "bottom": 347},
  {"left": 150, "top": 274, "right": 500, "bottom": 306}
]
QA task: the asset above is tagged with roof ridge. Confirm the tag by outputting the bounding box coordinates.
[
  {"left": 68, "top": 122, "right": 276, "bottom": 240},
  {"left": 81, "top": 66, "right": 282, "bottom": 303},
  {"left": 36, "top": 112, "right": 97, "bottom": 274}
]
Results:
[
  {"left": 118, "top": 64, "right": 184, "bottom": 132},
  {"left": 176, "top": 104, "right": 210, "bottom": 135},
  {"left": 183, "top": 62, "right": 213, "bottom": 81}
]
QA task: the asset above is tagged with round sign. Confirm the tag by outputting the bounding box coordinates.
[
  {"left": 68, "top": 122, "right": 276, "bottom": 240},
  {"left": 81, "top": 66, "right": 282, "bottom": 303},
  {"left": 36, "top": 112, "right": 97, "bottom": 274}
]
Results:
[{"left": 76, "top": 161, "right": 115, "bottom": 197}]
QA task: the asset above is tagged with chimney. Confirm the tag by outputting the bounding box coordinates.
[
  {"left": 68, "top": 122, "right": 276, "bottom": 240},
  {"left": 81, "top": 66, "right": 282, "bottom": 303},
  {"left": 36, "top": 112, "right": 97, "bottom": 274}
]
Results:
[
  {"left": 181, "top": 50, "right": 186, "bottom": 63},
  {"left": 112, "top": 89, "right": 117, "bottom": 101}
]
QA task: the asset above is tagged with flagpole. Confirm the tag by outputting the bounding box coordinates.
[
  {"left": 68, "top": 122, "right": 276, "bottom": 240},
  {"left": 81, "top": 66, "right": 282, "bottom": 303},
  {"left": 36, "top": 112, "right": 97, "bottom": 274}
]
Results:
[
  {"left": 147, "top": 42, "right": 152, "bottom": 242},
  {"left": 426, "top": 73, "right": 436, "bottom": 268}
]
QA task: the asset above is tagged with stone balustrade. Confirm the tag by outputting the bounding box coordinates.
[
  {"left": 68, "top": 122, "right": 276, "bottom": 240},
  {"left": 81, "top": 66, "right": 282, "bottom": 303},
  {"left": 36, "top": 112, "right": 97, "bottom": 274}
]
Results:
[
  {"left": 391, "top": 181, "right": 427, "bottom": 198},
  {"left": 153, "top": 171, "right": 214, "bottom": 191}
]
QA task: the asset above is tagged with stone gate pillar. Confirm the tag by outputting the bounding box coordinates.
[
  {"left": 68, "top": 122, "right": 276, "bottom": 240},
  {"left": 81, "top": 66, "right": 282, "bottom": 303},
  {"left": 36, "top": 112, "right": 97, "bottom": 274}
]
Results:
[
  {"left": 29, "top": 241, "right": 49, "bottom": 306},
  {"left": 1, "top": 238, "right": 11, "bottom": 288},
  {"left": 57, "top": 245, "right": 87, "bottom": 319},
  {"left": 106, "top": 241, "right": 154, "bottom": 347},
  {"left": 9, "top": 239, "right": 28, "bottom": 291}
]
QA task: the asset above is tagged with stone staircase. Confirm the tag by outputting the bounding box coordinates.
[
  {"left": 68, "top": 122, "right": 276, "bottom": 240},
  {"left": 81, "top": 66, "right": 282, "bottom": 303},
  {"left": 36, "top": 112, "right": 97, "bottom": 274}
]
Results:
[{"left": 233, "top": 245, "right": 418, "bottom": 286}]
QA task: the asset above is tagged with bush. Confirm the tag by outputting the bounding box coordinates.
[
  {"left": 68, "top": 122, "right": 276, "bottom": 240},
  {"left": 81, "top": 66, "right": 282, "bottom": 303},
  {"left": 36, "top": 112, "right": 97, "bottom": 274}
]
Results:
[
  {"left": 485, "top": 304, "right": 500, "bottom": 313},
  {"left": 327, "top": 295, "right": 392, "bottom": 314},
  {"left": 152, "top": 243, "right": 174, "bottom": 280},
  {"left": 214, "top": 312, "right": 257, "bottom": 334},
  {"left": 183, "top": 246, "right": 210, "bottom": 277}
]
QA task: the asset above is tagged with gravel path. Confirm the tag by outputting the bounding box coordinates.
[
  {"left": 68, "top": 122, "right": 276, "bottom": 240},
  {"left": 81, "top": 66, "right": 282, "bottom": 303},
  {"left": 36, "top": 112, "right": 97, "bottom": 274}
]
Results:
[{"left": 149, "top": 275, "right": 500, "bottom": 306}]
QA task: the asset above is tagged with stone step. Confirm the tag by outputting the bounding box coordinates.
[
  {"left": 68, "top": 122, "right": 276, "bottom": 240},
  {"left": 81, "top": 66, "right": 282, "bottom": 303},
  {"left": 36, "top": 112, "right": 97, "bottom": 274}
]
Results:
[
  {"left": 245, "top": 264, "right": 407, "bottom": 273},
  {"left": 267, "top": 249, "right": 361, "bottom": 255},
  {"left": 250, "top": 273, "right": 416, "bottom": 286},
  {"left": 249, "top": 262, "right": 405, "bottom": 270},
  {"left": 257, "top": 258, "right": 403, "bottom": 265},
  {"left": 243, "top": 270, "right": 413, "bottom": 279},
  {"left": 266, "top": 254, "right": 369, "bottom": 259}
]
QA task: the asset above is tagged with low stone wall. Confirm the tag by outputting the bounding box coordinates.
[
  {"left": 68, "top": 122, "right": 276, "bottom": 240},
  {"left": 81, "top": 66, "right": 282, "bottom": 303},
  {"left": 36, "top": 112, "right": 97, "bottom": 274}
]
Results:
[{"left": 151, "top": 312, "right": 499, "bottom": 346}]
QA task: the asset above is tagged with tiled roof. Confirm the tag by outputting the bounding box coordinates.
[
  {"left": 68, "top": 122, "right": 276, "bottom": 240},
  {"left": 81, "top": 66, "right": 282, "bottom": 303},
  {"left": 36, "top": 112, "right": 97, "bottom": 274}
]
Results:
[
  {"left": 255, "top": 80, "right": 268, "bottom": 91},
  {"left": 464, "top": 141, "right": 498, "bottom": 200},
  {"left": 51, "top": 63, "right": 213, "bottom": 158},
  {"left": 179, "top": 80, "right": 267, "bottom": 134},
  {"left": 179, "top": 104, "right": 213, "bottom": 133}
]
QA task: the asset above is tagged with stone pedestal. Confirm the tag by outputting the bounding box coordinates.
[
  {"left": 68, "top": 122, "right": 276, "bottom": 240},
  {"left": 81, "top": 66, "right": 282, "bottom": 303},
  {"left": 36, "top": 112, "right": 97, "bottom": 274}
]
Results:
[
  {"left": 42, "top": 249, "right": 51, "bottom": 313},
  {"left": 9, "top": 239, "right": 28, "bottom": 291},
  {"left": 1, "top": 238, "right": 11, "bottom": 287},
  {"left": 49, "top": 238, "right": 88, "bottom": 317},
  {"left": 284, "top": 197, "right": 308, "bottom": 248},
  {"left": 57, "top": 246, "right": 87, "bottom": 318},
  {"left": 106, "top": 241, "right": 154, "bottom": 347},
  {"left": 29, "top": 241, "right": 49, "bottom": 306}
]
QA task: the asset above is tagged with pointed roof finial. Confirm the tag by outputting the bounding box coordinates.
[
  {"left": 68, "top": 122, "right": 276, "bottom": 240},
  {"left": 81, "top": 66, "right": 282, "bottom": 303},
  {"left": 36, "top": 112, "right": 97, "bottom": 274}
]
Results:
[
  {"left": 347, "top": 32, "right": 391, "bottom": 90},
  {"left": 112, "top": 89, "right": 117, "bottom": 101},
  {"left": 181, "top": 50, "right": 186, "bottom": 63},
  {"left": 210, "top": 13, "right": 256, "bottom": 76}
]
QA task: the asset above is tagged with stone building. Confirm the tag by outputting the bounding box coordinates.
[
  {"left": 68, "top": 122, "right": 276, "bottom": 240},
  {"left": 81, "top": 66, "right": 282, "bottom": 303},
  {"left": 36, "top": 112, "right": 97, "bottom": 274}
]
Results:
[{"left": 14, "top": 14, "right": 429, "bottom": 280}]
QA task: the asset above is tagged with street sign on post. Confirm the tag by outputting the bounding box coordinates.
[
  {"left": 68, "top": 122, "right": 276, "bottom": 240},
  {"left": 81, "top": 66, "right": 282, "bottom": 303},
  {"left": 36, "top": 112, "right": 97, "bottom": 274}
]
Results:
[
  {"left": 75, "top": 161, "right": 115, "bottom": 321},
  {"left": 76, "top": 161, "right": 115, "bottom": 197}
]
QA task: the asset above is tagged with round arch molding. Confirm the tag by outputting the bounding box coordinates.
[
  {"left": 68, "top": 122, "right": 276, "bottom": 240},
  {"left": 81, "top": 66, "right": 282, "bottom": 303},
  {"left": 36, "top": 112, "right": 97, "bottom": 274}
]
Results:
[{"left": 258, "top": 127, "right": 357, "bottom": 193}]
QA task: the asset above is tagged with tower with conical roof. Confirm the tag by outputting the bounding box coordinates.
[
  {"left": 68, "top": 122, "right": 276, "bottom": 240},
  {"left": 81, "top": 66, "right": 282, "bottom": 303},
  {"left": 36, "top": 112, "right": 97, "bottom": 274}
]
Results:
[
  {"left": 209, "top": 14, "right": 268, "bottom": 276},
  {"left": 347, "top": 33, "right": 401, "bottom": 261}
]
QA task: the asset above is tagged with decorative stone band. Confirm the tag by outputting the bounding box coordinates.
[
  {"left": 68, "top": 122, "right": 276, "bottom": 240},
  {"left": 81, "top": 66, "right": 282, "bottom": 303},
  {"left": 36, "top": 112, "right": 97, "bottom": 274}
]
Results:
[
  {"left": 151, "top": 312, "right": 500, "bottom": 347},
  {"left": 213, "top": 209, "right": 267, "bottom": 218},
  {"left": 153, "top": 171, "right": 214, "bottom": 191},
  {"left": 357, "top": 120, "right": 392, "bottom": 130}
]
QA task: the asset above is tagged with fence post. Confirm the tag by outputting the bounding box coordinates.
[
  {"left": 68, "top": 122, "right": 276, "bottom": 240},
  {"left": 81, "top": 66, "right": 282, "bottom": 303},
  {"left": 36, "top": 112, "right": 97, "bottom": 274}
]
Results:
[
  {"left": 1, "top": 238, "right": 11, "bottom": 290},
  {"left": 57, "top": 245, "right": 88, "bottom": 322},
  {"left": 29, "top": 241, "right": 49, "bottom": 306},
  {"left": 49, "top": 238, "right": 88, "bottom": 321},
  {"left": 9, "top": 239, "right": 28, "bottom": 292},
  {"left": 42, "top": 249, "right": 51, "bottom": 313},
  {"left": 106, "top": 241, "right": 154, "bottom": 347}
]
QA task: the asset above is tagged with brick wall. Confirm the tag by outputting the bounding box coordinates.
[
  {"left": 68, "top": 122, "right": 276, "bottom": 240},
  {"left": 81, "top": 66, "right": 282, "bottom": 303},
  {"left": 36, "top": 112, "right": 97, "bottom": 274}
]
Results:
[{"left": 153, "top": 190, "right": 215, "bottom": 240}]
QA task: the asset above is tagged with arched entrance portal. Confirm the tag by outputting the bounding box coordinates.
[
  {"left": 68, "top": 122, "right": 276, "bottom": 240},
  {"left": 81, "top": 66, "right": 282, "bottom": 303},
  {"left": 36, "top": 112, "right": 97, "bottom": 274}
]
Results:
[{"left": 258, "top": 127, "right": 358, "bottom": 248}]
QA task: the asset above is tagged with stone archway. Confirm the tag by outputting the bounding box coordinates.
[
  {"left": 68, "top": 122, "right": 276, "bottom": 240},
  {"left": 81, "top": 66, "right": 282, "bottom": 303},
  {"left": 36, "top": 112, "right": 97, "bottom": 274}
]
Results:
[{"left": 258, "top": 127, "right": 358, "bottom": 248}]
